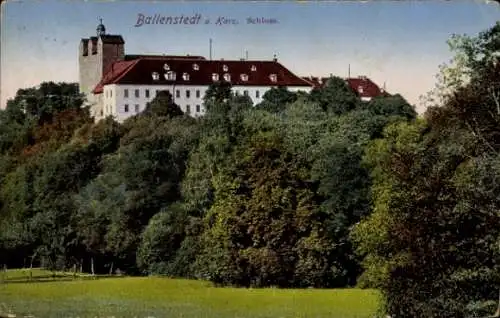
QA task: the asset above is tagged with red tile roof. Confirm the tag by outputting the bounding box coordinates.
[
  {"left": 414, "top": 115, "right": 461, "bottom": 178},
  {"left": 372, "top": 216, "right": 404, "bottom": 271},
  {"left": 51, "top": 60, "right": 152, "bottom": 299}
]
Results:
[
  {"left": 346, "top": 77, "right": 386, "bottom": 99},
  {"left": 301, "top": 76, "right": 388, "bottom": 99},
  {"left": 124, "top": 55, "right": 206, "bottom": 61},
  {"left": 92, "top": 60, "right": 140, "bottom": 94},
  {"left": 93, "top": 58, "right": 312, "bottom": 94}
]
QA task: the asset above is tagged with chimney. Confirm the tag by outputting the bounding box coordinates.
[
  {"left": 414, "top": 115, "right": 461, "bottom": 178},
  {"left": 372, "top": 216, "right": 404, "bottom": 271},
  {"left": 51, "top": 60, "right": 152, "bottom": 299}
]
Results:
[
  {"left": 273, "top": 54, "right": 277, "bottom": 62},
  {"left": 209, "top": 38, "right": 213, "bottom": 61}
]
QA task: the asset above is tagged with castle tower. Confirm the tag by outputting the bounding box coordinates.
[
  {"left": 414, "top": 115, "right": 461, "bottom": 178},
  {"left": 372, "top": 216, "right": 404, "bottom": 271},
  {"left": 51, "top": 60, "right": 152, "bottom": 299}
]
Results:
[{"left": 78, "top": 19, "right": 125, "bottom": 115}]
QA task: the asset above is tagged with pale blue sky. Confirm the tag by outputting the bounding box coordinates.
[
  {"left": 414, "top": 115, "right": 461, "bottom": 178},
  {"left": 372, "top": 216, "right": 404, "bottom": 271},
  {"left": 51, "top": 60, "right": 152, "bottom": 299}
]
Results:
[{"left": 1, "top": 0, "right": 499, "bottom": 113}]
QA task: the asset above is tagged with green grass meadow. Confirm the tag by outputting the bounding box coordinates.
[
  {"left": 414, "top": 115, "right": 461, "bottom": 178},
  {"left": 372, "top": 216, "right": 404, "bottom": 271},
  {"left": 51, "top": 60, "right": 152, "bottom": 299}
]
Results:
[{"left": 0, "top": 269, "right": 380, "bottom": 318}]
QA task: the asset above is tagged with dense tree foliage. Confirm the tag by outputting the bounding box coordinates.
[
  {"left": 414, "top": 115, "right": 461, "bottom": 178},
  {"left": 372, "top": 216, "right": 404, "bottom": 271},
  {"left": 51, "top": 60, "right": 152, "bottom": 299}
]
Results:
[
  {"left": 2, "top": 22, "right": 499, "bottom": 318},
  {"left": 353, "top": 21, "right": 500, "bottom": 318}
]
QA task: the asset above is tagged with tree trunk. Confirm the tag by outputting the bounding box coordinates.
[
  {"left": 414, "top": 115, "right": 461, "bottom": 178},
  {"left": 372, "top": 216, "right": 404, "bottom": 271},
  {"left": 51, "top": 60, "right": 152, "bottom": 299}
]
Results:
[
  {"left": 80, "top": 258, "right": 83, "bottom": 273},
  {"left": 29, "top": 253, "right": 36, "bottom": 282},
  {"left": 0, "top": 264, "right": 5, "bottom": 284},
  {"left": 493, "top": 289, "right": 500, "bottom": 317},
  {"left": 109, "top": 262, "right": 114, "bottom": 276},
  {"left": 91, "top": 257, "right": 95, "bottom": 278}
]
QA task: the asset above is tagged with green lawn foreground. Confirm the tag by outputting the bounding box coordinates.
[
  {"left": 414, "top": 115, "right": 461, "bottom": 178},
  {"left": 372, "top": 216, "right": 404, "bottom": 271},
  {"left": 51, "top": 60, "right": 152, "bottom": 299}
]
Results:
[{"left": 0, "top": 269, "right": 380, "bottom": 318}]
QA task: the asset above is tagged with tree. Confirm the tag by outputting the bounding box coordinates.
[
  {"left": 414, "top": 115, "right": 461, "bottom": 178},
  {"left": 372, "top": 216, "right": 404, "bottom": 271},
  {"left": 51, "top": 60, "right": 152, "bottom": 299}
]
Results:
[
  {"left": 6, "top": 82, "right": 85, "bottom": 125},
  {"left": 142, "top": 90, "right": 184, "bottom": 118},
  {"left": 352, "top": 22, "right": 500, "bottom": 318},
  {"left": 308, "top": 76, "right": 360, "bottom": 115},
  {"left": 136, "top": 203, "right": 189, "bottom": 275},
  {"left": 364, "top": 94, "right": 417, "bottom": 120},
  {"left": 256, "top": 87, "right": 298, "bottom": 113}
]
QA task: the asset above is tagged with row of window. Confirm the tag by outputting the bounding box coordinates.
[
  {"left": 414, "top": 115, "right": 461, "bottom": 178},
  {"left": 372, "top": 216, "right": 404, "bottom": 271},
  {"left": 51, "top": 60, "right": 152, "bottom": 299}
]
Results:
[
  {"left": 121, "top": 104, "right": 202, "bottom": 114},
  {"left": 122, "top": 104, "right": 141, "bottom": 113},
  {"left": 162, "top": 63, "right": 258, "bottom": 73},
  {"left": 120, "top": 88, "right": 262, "bottom": 99},
  {"left": 122, "top": 88, "right": 202, "bottom": 99},
  {"left": 153, "top": 71, "right": 276, "bottom": 83}
]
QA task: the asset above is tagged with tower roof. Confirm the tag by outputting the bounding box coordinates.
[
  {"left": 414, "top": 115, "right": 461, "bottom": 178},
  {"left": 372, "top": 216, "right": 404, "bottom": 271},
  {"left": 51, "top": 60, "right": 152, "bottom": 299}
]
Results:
[{"left": 96, "top": 18, "right": 106, "bottom": 36}]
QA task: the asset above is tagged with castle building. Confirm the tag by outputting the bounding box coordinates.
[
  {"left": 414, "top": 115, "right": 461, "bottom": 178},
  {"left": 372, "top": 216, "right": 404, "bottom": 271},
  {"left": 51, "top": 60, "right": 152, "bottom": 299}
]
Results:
[
  {"left": 78, "top": 22, "right": 313, "bottom": 122},
  {"left": 79, "top": 22, "right": 388, "bottom": 123}
]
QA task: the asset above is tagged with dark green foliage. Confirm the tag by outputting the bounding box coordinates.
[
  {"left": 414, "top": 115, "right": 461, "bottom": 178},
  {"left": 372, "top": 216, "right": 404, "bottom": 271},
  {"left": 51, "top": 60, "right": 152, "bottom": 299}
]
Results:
[
  {"left": 308, "top": 76, "right": 360, "bottom": 115},
  {"left": 256, "top": 87, "right": 298, "bottom": 113},
  {"left": 143, "top": 90, "right": 184, "bottom": 118},
  {"left": 137, "top": 203, "right": 190, "bottom": 275},
  {"left": 364, "top": 94, "right": 417, "bottom": 120},
  {"left": 8, "top": 82, "right": 85, "bottom": 124},
  {"left": 353, "top": 22, "right": 500, "bottom": 318}
]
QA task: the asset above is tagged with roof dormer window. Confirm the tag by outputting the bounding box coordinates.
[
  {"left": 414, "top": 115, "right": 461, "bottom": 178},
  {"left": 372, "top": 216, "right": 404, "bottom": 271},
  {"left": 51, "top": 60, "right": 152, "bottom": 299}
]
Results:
[
  {"left": 212, "top": 73, "right": 219, "bottom": 81},
  {"left": 163, "top": 63, "right": 170, "bottom": 71},
  {"left": 269, "top": 74, "right": 277, "bottom": 83},
  {"left": 223, "top": 64, "right": 228, "bottom": 72},
  {"left": 165, "top": 71, "right": 176, "bottom": 81},
  {"left": 251, "top": 65, "right": 257, "bottom": 72},
  {"left": 152, "top": 72, "right": 160, "bottom": 80},
  {"left": 240, "top": 74, "right": 249, "bottom": 82},
  {"left": 193, "top": 63, "right": 199, "bottom": 71},
  {"left": 223, "top": 73, "right": 231, "bottom": 82},
  {"left": 358, "top": 85, "right": 364, "bottom": 94},
  {"left": 183, "top": 72, "right": 190, "bottom": 81}
]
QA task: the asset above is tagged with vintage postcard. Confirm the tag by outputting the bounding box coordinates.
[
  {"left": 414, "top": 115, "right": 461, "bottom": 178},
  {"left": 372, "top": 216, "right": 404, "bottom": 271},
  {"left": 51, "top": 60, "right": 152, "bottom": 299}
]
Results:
[{"left": 0, "top": 1, "right": 499, "bottom": 317}]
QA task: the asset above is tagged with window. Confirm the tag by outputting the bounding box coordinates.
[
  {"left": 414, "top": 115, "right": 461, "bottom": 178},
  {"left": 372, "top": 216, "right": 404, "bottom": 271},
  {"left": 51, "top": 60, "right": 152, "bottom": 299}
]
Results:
[
  {"left": 212, "top": 73, "right": 219, "bottom": 81},
  {"left": 110, "top": 90, "right": 112, "bottom": 98},
  {"left": 196, "top": 90, "right": 200, "bottom": 98},
  {"left": 223, "top": 64, "right": 228, "bottom": 72},
  {"left": 269, "top": 74, "right": 277, "bottom": 82},
  {"left": 196, "top": 104, "right": 200, "bottom": 113},
  {"left": 124, "top": 104, "right": 129, "bottom": 112},
  {"left": 186, "top": 90, "right": 191, "bottom": 98},
  {"left": 100, "top": 110, "right": 103, "bottom": 116},
  {"left": 165, "top": 71, "right": 176, "bottom": 81},
  {"left": 163, "top": 63, "right": 170, "bottom": 70},
  {"left": 124, "top": 89, "right": 129, "bottom": 98},
  {"left": 152, "top": 72, "right": 160, "bottom": 80},
  {"left": 244, "top": 90, "right": 249, "bottom": 96},
  {"left": 186, "top": 105, "right": 191, "bottom": 114},
  {"left": 357, "top": 85, "right": 364, "bottom": 94},
  {"left": 240, "top": 74, "right": 249, "bottom": 81},
  {"left": 135, "top": 89, "right": 139, "bottom": 98},
  {"left": 223, "top": 73, "right": 231, "bottom": 82},
  {"left": 145, "top": 89, "right": 150, "bottom": 98},
  {"left": 183, "top": 72, "right": 190, "bottom": 81},
  {"left": 251, "top": 65, "right": 257, "bottom": 72},
  {"left": 176, "top": 90, "right": 180, "bottom": 98},
  {"left": 193, "top": 63, "right": 199, "bottom": 70},
  {"left": 135, "top": 104, "right": 139, "bottom": 112},
  {"left": 256, "top": 90, "right": 260, "bottom": 98}
]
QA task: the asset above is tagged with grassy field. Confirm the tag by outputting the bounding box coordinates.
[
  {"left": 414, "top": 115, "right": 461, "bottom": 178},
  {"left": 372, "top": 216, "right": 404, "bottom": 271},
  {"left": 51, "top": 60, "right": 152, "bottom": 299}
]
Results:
[{"left": 0, "top": 269, "right": 380, "bottom": 318}]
